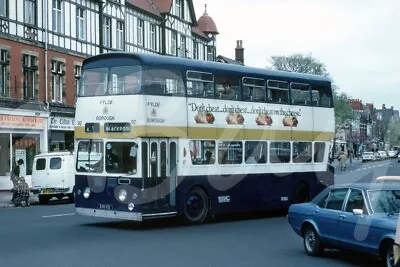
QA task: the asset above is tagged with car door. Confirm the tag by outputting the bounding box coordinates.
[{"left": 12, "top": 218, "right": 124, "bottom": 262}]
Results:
[
  {"left": 313, "top": 188, "right": 350, "bottom": 246},
  {"left": 339, "top": 189, "right": 375, "bottom": 253}
]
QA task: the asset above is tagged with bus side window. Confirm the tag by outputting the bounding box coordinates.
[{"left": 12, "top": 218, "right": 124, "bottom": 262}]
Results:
[
  {"left": 290, "top": 83, "right": 310, "bottom": 106},
  {"left": 267, "top": 80, "right": 289, "bottom": 104},
  {"left": 186, "top": 71, "right": 214, "bottom": 98},
  {"left": 143, "top": 68, "right": 185, "bottom": 96},
  {"left": 311, "top": 84, "right": 333, "bottom": 107},
  {"left": 242, "top": 77, "right": 265, "bottom": 102},
  {"left": 215, "top": 75, "right": 241, "bottom": 101}
]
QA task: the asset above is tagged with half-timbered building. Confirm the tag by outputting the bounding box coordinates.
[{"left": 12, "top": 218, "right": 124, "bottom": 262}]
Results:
[{"left": 0, "top": 0, "right": 219, "bottom": 190}]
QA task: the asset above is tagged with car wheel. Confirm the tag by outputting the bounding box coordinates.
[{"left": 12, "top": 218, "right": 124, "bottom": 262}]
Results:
[
  {"left": 303, "top": 225, "right": 323, "bottom": 256},
  {"left": 183, "top": 187, "right": 209, "bottom": 225},
  {"left": 386, "top": 243, "right": 395, "bottom": 267}
]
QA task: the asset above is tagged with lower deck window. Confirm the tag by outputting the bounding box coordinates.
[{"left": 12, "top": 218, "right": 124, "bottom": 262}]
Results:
[
  {"left": 218, "top": 141, "right": 242, "bottom": 164},
  {"left": 245, "top": 141, "right": 267, "bottom": 164},
  {"left": 314, "top": 142, "right": 326, "bottom": 162},
  {"left": 270, "top": 141, "right": 291, "bottom": 163},
  {"left": 190, "top": 140, "right": 215, "bottom": 165},
  {"left": 292, "top": 142, "right": 312, "bottom": 163}
]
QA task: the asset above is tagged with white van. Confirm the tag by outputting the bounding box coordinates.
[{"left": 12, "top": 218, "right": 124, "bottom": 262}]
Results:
[{"left": 31, "top": 151, "right": 75, "bottom": 204}]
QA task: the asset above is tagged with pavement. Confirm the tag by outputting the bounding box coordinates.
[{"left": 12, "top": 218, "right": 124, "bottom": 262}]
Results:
[{"left": 0, "top": 191, "right": 39, "bottom": 208}]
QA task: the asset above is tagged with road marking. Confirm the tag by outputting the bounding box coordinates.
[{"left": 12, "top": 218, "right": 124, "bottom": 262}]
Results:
[{"left": 42, "top": 213, "right": 75, "bottom": 218}]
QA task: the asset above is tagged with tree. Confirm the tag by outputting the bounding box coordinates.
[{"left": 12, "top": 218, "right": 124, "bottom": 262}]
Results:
[
  {"left": 269, "top": 53, "right": 356, "bottom": 160},
  {"left": 385, "top": 120, "right": 400, "bottom": 147}
]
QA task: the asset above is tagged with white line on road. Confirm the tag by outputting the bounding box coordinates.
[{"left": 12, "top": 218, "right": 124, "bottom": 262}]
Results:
[{"left": 42, "top": 213, "right": 75, "bottom": 218}]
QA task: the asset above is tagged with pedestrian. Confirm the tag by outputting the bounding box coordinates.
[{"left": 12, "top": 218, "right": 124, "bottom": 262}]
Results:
[
  {"left": 339, "top": 151, "right": 347, "bottom": 172},
  {"left": 10, "top": 158, "right": 24, "bottom": 190},
  {"left": 12, "top": 176, "right": 30, "bottom": 207}
]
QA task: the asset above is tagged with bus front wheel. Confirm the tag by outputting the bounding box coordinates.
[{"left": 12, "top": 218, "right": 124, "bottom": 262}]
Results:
[{"left": 183, "top": 187, "right": 209, "bottom": 225}]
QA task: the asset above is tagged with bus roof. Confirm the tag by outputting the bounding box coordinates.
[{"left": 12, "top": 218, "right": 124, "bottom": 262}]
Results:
[{"left": 82, "top": 52, "right": 331, "bottom": 84}]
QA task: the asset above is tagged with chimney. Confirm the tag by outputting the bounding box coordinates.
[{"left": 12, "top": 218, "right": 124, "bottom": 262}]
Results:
[
  {"left": 391, "top": 106, "right": 393, "bottom": 110},
  {"left": 235, "top": 40, "right": 244, "bottom": 65},
  {"left": 382, "top": 104, "right": 386, "bottom": 109}
]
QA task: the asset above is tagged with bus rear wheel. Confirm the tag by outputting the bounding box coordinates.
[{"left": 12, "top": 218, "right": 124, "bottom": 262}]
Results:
[{"left": 183, "top": 187, "right": 209, "bottom": 225}]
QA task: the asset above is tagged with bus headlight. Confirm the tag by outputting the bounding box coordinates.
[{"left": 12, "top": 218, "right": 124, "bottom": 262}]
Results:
[
  {"left": 132, "top": 193, "right": 138, "bottom": 200},
  {"left": 128, "top": 203, "right": 135, "bottom": 211},
  {"left": 83, "top": 187, "right": 91, "bottom": 199},
  {"left": 118, "top": 190, "right": 127, "bottom": 202}
]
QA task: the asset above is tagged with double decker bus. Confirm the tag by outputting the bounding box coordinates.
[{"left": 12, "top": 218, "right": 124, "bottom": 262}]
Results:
[{"left": 74, "top": 52, "right": 335, "bottom": 224}]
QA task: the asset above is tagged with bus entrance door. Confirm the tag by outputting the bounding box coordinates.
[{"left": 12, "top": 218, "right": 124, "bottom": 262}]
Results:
[{"left": 141, "top": 138, "right": 178, "bottom": 211}]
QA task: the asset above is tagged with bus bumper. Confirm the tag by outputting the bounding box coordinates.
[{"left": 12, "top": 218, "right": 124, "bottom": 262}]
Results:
[
  {"left": 75, "top": 207, "right": 178, "bottom": 221},
  {"left": 76, "top": 207, "right": 143, "bottom": 221}
]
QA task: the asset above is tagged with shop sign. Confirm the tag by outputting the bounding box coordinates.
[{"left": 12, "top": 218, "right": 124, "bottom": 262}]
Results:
[
  {"left": 49, "top": 116, "right": 75, "bottom": 131},
  {"left": 0, "top": 114, "right": 45, "bottom": 130}
]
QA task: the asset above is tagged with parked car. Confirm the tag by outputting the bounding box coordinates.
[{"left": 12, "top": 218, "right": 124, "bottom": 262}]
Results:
[
  {"left": 362, "top": 151, "right": 376, "bottom": 162},
  {"left": 287, "top": 182, "right": 400, "bottom": 267},
  {"left": 388, "top": 151, "right": 397, "bottom": 159}
]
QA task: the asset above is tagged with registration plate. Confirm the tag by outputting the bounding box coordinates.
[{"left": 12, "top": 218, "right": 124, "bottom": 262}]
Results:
[
  {"left": 97, "top": 204, "right": 113, "bottom": 210},
  {"left": 43, "top": 189, "right": 54, "bottom": 194}
]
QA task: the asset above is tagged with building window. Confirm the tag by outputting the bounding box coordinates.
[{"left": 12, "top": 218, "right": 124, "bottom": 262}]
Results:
[
  {"left": 76, "top": 7, "right": 85, "bottom": 40},
  {"left": 0, "top": 0, "right": 8, "bottom": 17},
  {"left": 137, "top": 19, "right": 144, "bottom": 46},
  {"left": 193, "top": 42, "right": 198, "bottom": 59},
  {"left": 175, "top": 0, "right": 182, "bottom": 18},
  {"left": 170, "top": 31, "right": 176, "bottom": 55},
  {"left": 179, "top": 35, "right": 186, "bottom": 57},
  {"left": 0, "top": 49, "right": 9, "bottom": 97},
  {"left": 206, "top": 46, "right": 213, "bottom": 61},
  {"left": 150, "top": 24, "right": 156, "bottom": 50},
  {"left": 74, "top": 65, "right": 81, "bottom": 102},
  {"left": 52, "top": 0, "right": 63, "bottom": 33},
  {"left": 103, "top": 16, "right": 111, "bottom": 47},
  {"left": 116, "top": 21, "right": 124, "bottom": 50},
  {"left": 24, "top": 0, "right": 35, "bottom": 25},
  {"left": 51, "top": 60, "right": 65, "bottom": 103},
  {"left": 22, "top": 54, "right": 38, "bottom": 100}
]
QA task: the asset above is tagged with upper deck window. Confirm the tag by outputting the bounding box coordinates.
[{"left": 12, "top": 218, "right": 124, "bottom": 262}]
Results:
[
  {"left": 311, "top": 84, "right": 333, "bottom": 108},
  {"left": 143, "top": 67, "right": 185, "bottom": 96},
  {"left": 186, "top": 71, "right": 214, "bottom": 98},
  {"left": 290, "top": 82, "right": 310, "bottom": 105},
  {"left": 267, "top": 80, "right": 289, "bottom": 104},
  {"left": 242, "top": 77, "right": 266, "bottom": 102},
  {"left": 79, "top": 68, "right": 108, "bottom": 97},
  {"left": 109, "top": 66, "right": 141, "bottom": 95},
  {"left": 216, "top": 75, "right": 241, "bottom": 101}
]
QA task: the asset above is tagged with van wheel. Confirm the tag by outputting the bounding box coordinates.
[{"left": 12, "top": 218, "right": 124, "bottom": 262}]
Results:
[
  {"left": 69, "top": 186, "right": 76, "bottom": 203},
  {"left": 38, "top": 195, "right": 50, "bottom": 205},
  {"left": 183, "top": 187, "right": 209, "bottom": 225}
]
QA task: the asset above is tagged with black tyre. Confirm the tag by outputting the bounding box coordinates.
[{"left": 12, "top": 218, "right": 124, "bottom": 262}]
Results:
[
  {"left": 384, "top": 241, "right": 395, "bottom": 267},
  {"left": 303, "top": 225, "right": 323, "bottom": 256},
  {"left": 38, "top": 195, "right": 50, "bottom": 205},
  {"left": 183, "top": 187, "right": 209, "bottom": 225},
  {"left": 291, "top": 182, "right": 310, "bottom": 204},
  {"left": 69, "top": 186, "right": 76, "bottom": 203}
]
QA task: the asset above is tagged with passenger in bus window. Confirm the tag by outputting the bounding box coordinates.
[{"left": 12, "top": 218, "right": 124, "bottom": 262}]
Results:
[
  {"left": 105, "top": 146, "right": 119, "bottom": 172},
  {"left": 219, "top": 82, "right": 236, "bottom": 100},
  {"left": 124, "top": 74, "right": 141, "bottom": 94},
  {"left": 204, "top": 151, "right": 213, "bottom": 164}
]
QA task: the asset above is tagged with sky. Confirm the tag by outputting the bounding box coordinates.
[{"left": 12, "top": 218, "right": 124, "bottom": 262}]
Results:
[{"left": 193, "top": 0, "right": 400, "bottom": 110}]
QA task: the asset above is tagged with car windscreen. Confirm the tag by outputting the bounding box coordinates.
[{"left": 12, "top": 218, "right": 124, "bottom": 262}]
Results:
[{"left": 367, "top": 189, "right": 400, "bottom": 214}]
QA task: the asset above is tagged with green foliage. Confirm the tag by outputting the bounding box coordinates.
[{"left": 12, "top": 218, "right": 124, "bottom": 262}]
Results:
[
  {"left": 268, "top": 53, "right": 356, "bottom": 130},
  {"left": 385, "top": 120, "right": 400, "bottom": 146}
]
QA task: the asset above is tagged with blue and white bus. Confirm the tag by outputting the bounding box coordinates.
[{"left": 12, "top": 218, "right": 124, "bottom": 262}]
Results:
[{"left": 74, "top": 52, "right": 335, "bottom": 224}]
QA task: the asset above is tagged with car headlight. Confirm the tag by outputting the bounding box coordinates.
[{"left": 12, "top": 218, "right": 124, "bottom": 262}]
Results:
[
  {"left": 83, "top": 187, "right": 91, "bottom": 199},
  {"left": 118, "top": 190, "right": 127, "bottom": 202}
]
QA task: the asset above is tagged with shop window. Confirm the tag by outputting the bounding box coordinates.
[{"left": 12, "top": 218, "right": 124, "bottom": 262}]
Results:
[
  {"left": 189, "top": 140, "right": 215, "bottom": 165},
  {"left": 0, "top": 133, "right": 10, "bottom": 176},
  {"left": 50, "top": 157, "right": 62, "bottom": 169},
  {"left": 218, "top": 141, "right": 242, "bottom": 164},
  {"left": 12, "top": 134, "right": 40, "bottom": 176}
]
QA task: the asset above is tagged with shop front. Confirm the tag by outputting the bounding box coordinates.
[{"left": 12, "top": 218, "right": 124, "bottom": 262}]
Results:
[
  {"left": 48, "top": 116, "right": 75, "bottom": 151},
  {"left": 0, "top": 111, "right": 49, "bottom": 190}
]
